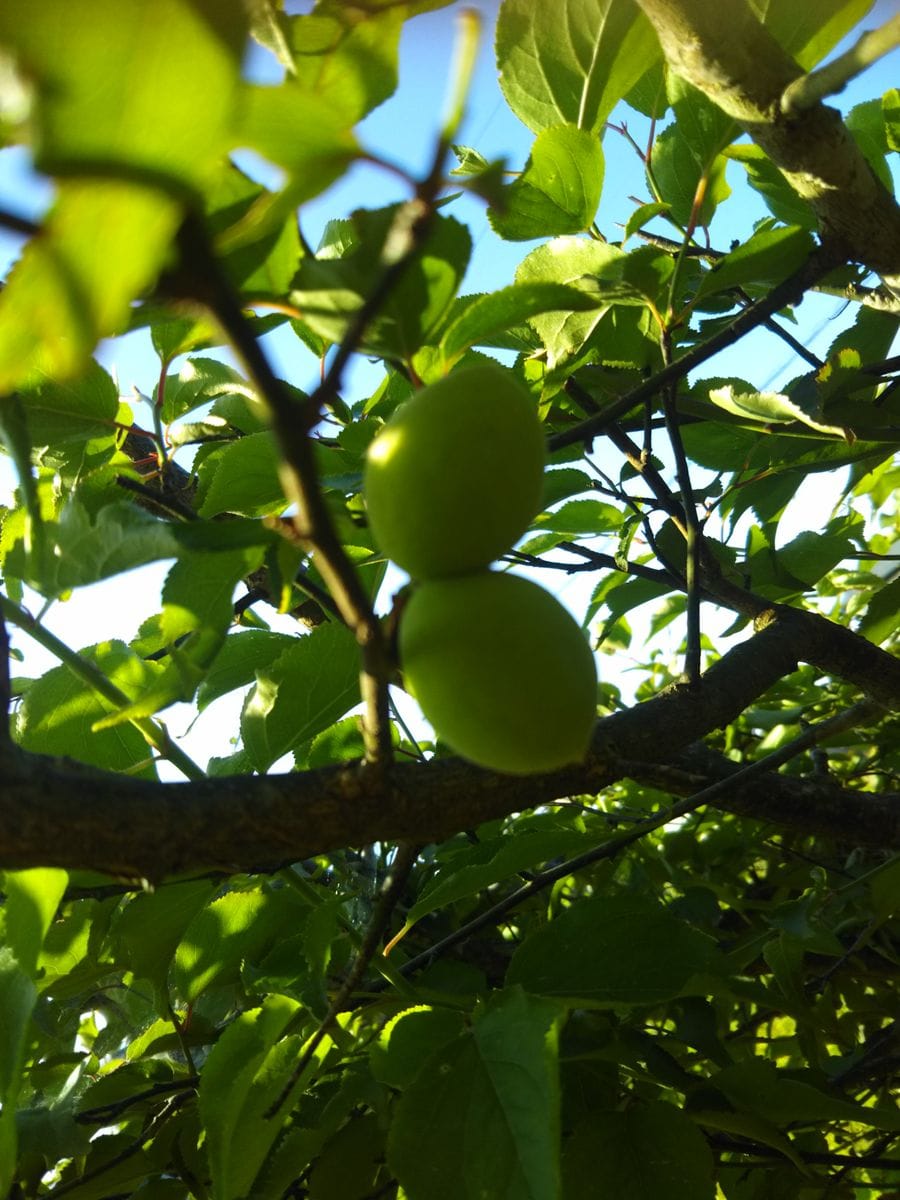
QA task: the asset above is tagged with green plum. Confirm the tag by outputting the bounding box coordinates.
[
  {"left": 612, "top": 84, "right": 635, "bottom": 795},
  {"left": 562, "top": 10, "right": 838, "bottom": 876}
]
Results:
[
  {"left": 363, "top": 364, "right": 545, "bottom": 579},
  {"left": 399, "top": 571, "right": 597, "bottom": 774}
]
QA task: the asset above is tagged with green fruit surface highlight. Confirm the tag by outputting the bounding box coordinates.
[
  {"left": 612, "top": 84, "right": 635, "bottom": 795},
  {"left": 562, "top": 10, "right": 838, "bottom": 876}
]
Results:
[
  {"left": 399, "top": 571, "right": 597, "bottom": 774},
  {"left": 363, "top": 364, "right": 545, "bottom": 579}
]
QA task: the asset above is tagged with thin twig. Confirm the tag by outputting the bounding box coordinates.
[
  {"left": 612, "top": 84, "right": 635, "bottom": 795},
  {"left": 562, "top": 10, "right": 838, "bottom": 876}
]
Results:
[
  {"left": 175, "top": 214, "right": 395, "bottom": 768},
  {"left": 550, "top": 244, "right": 844, "bottom": 451},
  {"left": 0, "top": 207, "right": 40, "bottom": 238},
  {"left": 266, "top": 841, "right": 422, "bottom": 1117},
  {"left": 660, "top": 331, "right": 702, "bottom": 685},
  {"left": 385, "top": 701, "right": 878, "bottom": 982}
]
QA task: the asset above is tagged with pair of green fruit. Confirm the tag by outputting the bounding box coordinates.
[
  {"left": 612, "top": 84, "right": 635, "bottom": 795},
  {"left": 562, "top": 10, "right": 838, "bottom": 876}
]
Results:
[{"left": 363, "top": 363, "right": 597, "bottom": 774}]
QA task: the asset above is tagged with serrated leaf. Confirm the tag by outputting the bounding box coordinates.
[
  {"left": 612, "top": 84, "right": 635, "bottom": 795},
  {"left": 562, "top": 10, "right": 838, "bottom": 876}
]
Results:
[
  {"left": 199, "top": 995, "right": 306, "bottom": 1200},
  {"left": 507, "top": 896, "right": 725, "bottom": 1004},
  {"left": 112, "top": 879, "right": 217, "bottom": 992},
  {"left": 440, "top": 282, "right": 603, "bottom": 365},
  {"left": 496, "top": 0, "right": 660, "bottom": 134},
  {"left": 534, "top": 498, "right": 622, "bottom": 535},
  {"left": 756, "top": 0, "right": 875, "bottom": 70},
  {"left": 197, "top": 432, "right": 286, "bottom": 518},
  {"left": 387, "top": 988, "right": 561, "bottom": 1200},
  {"left": 695, "top": 225, "right": 815, "bottom": 301},
  {"left": 242, "top": 622, "right": 360, "bottom": 772},
  {"left": 515, "top": 237, "right": 623, "bottom": 367},
  {"left": 0, "top": 869, "right": 68, "bottom": 1198},
  {"left": 370, "top": 1007, "right": 467, "bottom": 1089},
  {"left": 173, "top": 890, "right": 293, "bottom": 1002},
  {"left": 489, "top": 124, "right": 604, "bottom": 241},
  {"left": 713, "top": 1058, "right": 900, "bottom": 1132},
  {"left": 885, "top": 87, "right": 900, "bottom": 153},
  {"left": 31, "top": 501, "right": 180, "bottom": 596},
  {"left": 160, "top": 357, "right": 257, "bottom": 425},
  {"left": 197, "top": 630, "right": 295, "bottom": 711},
  {"left": 10, "top": 360, "right": 119, "bottom": 451},
  {"left": 651, "top": 135, "right": 731, "bottom": 229},
  {"left": 290, "top": 205, "right": 471, "bottom": 358},
  {"left": 724, "top": 144, "right": 817, "bottom": 229},
  {"left": 407, "top": 831, "right": 590, "bottom": 926},
  {"left": 93, "top": 548, "right": 259, "bottom": 729},
  {"left": 15, "top": 640, "right": 162, "bottom": 776},
  {"left": 708, "top": 385, "right": 848, "bottom": 437},
  {"left": 284, "top": 5, "right": 404, "bottom": 125}
]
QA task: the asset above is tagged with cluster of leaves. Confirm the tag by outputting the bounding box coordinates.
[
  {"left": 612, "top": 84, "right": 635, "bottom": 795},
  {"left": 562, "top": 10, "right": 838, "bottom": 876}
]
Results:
[{"left": 0, "top": 0, "right": 899, "bottom": 1198}]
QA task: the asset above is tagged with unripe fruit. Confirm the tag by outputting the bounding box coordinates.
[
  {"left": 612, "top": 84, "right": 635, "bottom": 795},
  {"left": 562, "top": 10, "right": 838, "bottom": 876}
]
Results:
[
  {"left": 363, "top": 364, "right": 545, "bottom": 579},
  {"left": 399, "top": 571, "right": 597, "bottom": 774}
]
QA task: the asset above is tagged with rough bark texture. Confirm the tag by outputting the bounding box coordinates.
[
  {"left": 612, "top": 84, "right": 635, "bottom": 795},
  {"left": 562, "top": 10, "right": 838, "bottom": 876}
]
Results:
[
  {"left": 2, "top": 605, "right": 898, "bottom": 880},
  {"left": 636, "top": 0, "right": 900, "bottom": 289}
]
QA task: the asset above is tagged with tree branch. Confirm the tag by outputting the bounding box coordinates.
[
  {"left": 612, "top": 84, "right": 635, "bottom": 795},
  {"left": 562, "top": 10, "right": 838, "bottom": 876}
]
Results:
[
  {"left": 1, "top": 605, "right": 898, "bottom": 878},
  {"left": 635, "top": 0, "right": 900, "bottom": 290}
]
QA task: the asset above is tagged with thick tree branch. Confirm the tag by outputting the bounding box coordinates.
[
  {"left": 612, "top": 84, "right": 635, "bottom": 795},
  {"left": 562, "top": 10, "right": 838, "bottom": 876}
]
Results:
[
  {"left": 635, "top": 0, "right": 900, "bottom": 290},
  {"left": 1, "top": 606, "right": 898, "bottom": 878}
]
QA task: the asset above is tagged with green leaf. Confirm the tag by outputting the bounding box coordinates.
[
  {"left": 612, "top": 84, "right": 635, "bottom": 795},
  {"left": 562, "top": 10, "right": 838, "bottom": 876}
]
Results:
[
  {"left": 285, "top": 5, "right": 405, "bottom": 124},
  {"left": 30, "top": 501, "right": 180, "bottom": 596},
  {"left": 495, "top": 0, "right": 660, "bottom": 134},
  {"left": 242, "top": 621, "right": 361, "bottom": 772},
  {"left": 199, "top": 994, "right": 305, "bottom": 1200},
  {"left": 0, "top": 183, "right": 179, "bottom": 391},
  {"left": 507, "top": 896, "right": 724, "bottom": 1004},
  {"left": 846, "top": 97, "right": 894, "bottom": 193},
  {"left": 308, "top": 1114, "right": 389, "bottom": 1200},
  {"left": 755, "top": 0, "right": 876, "bottom": 70},
  {"left": 440, "top": 283, "right": 604, "bottom": 366},
  {"left": 650, "top": 137, "right": 731, "bottom": 229},
  {"left": 534, "top": 499, "right": 622, "bottom": 535},
  {"left": 489, "top": 125, "right": 604, "bottom": 241},
  {"left": 407, "top": 830, "right": 592, "bottom": 925},
  {"left": 197, "top": 432, "right": 285, "bottom": 518},
  {"left": 112, "top": 879, "right": 217, "bottom": 992},
  {"left": 93, "top": 547, "right": 261, "bottom": 729},
  {"left": 712, "top": 1059, "right": 900, "bottom": 1132},
  {"left": 724, "top": 144, "right": 817, "bottom": 229},
  {"left": 290, "top": 205, "right": 472, "bottom": 358},
  {"left": 885, "top": 87, "right": 900, "bottom": 153},
  {"left": 0, "top": 0, "right": 247, "bottom": 189},
  {"left": 388, "top": 988, "right": 561, "bottom": 1200},
  {"left": 1, "top": 869, "right": 68, "bottom": 981},
  {"left": 858, "top": 575, "right": 900, "bottom": 645},
  {"left": 563, "top": 1102, "right": 715, "bottom": 1200},
  {"left": 370, "top": 1006, "right": 468, "bottom": 1089},
  {"left": 0, "top": 869, "right": 67, "bottom": 1198},
  {"left": 197, "top": 630, "right": 296, "bottom": 711},
  {"left": 10, "top": 360, "right": 119, "bottom": 451},
  {"left": 160, "top": 357, "right": 257, "bottom": 425},
  {"left": 173, "top": 888, "right": 302, "bottom": 1002},
  {"left": 695, "top": 225, "right": 815, "bottom": 301},
  {"left": 15, "top": 640, "right": 162, "bottom": 776},
  {"left": 515, "top": 237, "right": 623, "bottom": 367},
  {"left": 707, "top": 384, "right": 848, "bottom": 437}
]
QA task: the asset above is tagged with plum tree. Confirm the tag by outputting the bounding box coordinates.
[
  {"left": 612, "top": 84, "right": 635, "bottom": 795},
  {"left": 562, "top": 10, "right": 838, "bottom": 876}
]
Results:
[
  {"left": 399, "top": 570, "right": 597, "bottom": 773},
  {"left": 363, "top": 363, "right": 545, "bottom": 579}
]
